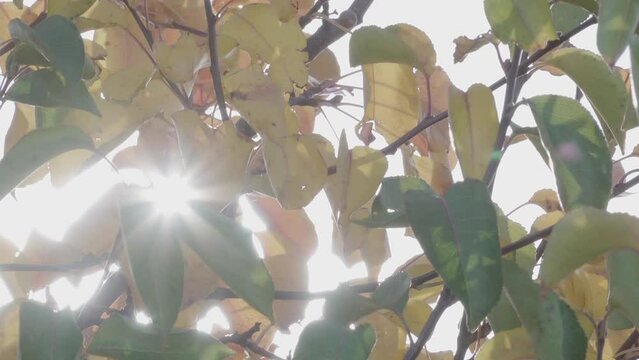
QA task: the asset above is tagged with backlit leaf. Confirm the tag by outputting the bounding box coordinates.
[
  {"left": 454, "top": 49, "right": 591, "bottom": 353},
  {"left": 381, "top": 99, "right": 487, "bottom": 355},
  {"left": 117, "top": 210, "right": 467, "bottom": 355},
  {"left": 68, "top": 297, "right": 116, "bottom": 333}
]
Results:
[
  {"left": 89, "top": 314, "right": 233, "bottom": 360},
  {"left": 119, "top": 197, "right": 184, "bottom": 334},
  {"left": 293, "top": 320, "right": 375, "bottom": 360},
  {"left": 502, "top": 260, "right": 587, "bottom": 359},
  {"left": 218, "top": 3, "right": 308, "bottom": 90},
  {"left": 484, "top": 0, "right": 557, "bottom": 52},
  {"left": 350, "top": 24, "right": 436, "bottom": 74},
  {"left": 0, "top": 302, "right": 19, "bottom": 359},
  {"left": 362, "top": 62, "right": 421, "bottom": 145},
  {"left": 264, "top": 134, "right": 328, "bottom": 209},
  {"left": 558, "top": 0, "right": 599, "bottom": 13},
  {"left": 48, "top": 0, "right": 96, "bottom": 18},
  {"left": 551, "top": 2, "right": 590, "bottom": 34},
  {"left": 406, "top": 178, "right": 501, "bottom": 330},
  {"left": 597, "top": 0, "right": 639, "bottom": 65},
  {"left": 177, "top": 202, "right": 274, "bottom": 320},
  {"left": 0, "top": 125, "right": 93, "bottom": 201},
  {"left": 452, "top": 33, "right": 495, "bottom": 64},
  {"left": 528, "top": 189, "right": 562, "bottom": 212},
  {"left": 156, "top": 33, "right": 207, "bottom": 83},
  {"left": 527, "top": 95, "right": 612, "bottom": 210},
  {"left": 540, "top": 207, "right": 639, "bottom": 288},
  {"left": 372, "top": 272, "right": 411, "bottom": 316},
  {"left": 449, "top": 84, "right": 499, "bottom": 180},
  {"left": 539, "top": 48, "right": 627, "bottom": 149}
]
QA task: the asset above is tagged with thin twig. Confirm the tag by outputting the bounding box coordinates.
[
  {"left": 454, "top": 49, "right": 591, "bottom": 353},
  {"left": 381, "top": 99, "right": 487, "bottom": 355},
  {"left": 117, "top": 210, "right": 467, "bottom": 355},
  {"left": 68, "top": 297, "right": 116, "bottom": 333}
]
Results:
[
  {"left": 484, "top": 47, "right": 523, "bottom": 188},
  {"left": 615, "top": 329, "right": 639, "bottom": 359},
  {"left": 204, "top": 0, "right": 230, "bottom": 121},
  {"left": 121, "top": 0, "right": 154, "bottom": 47},
  {"left": 403, "top": 287, "right": 456, "bottom": 360}
]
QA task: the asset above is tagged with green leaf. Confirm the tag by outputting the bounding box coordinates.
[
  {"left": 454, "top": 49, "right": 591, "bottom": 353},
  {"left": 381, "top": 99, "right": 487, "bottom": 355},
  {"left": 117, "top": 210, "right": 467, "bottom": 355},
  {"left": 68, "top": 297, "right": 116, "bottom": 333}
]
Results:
[
  {"left": 406, "top": 178, "right": 501, "bottom": 330},
  {"left": 6, "top": 69, "right": 100, "bottom": 115},
  {"left": 539, "top": 207, "right": 639, "bottom": 288},
  {"left": 527, "top": 95, "right": 612, "bottom": 211},
  {"left": 502, "top": 260, "right": 587, "bottom": 360},
  {"left": 540, "top": 48, "right": 627, "bottom": 149},
  {"left": 0, "top": 125, "right": 93, "bottom": 201},
  {"left": 324, "top": 286, "right": 380, "bottom": 325},
  {"left": 349, "top": 24, "right": 436, "bottom": 73},
  {"left": 597, "top": 0, "right": 639, "bottom": 65},
  {"left": 10, "top": 15, "right": 85, "bottom": 82},
  {"left": 177, "top": 202, "right": 274, "bottom": 321},
  {"left": 293, "top": 320, "right": 376, "bottom": 360},
  {"left": 551, "top": 2, "right": 590, "bottom": 34},
  {"left": 484, "top": 0, "right": 557, "bottom": 52},
  {"left": 357, "top": 176, "right": 430, "bottom": 228},
  {"left": 89, "top": 314, "right": 233, "bottom": 360},
  {"left": 558, "top": 0, "right": 599, "bottom": 14},
  {"left": 449, "top": 83, "right": 499, "bottom": 180},
  {"left": 13, "top": 0, "right": 23, "bottom": 9},
  {"left": 119, "top": 199, "right": 184, "bottom": 334},
  {"left": 372, "top": 272, "right": 411, "bottom": 316},
  {"left": 19, "top": 301, "right": 82, "bottom": 360},
  {"left": 7, "top": 43, "right": 50, "bottom": 68},
  {"left": 607, "top": 250, "right": 639, "bottom": 329}
]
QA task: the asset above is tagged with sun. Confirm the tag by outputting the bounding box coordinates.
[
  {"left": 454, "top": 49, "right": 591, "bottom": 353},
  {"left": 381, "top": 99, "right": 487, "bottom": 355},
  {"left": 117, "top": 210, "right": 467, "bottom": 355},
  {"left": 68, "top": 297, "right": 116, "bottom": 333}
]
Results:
[{"left": 146, "top": 175, "right": 196, "bottom": 216}]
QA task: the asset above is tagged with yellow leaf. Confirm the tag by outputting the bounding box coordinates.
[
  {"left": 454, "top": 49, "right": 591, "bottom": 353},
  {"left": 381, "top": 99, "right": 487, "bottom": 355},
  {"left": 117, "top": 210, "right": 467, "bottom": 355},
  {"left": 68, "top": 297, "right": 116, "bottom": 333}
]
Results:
[
  {"left": 94, "top": 26, "right": 152, "bottom": 73},
  {"left": 531, "top": 211, "right": 564, "bottom": 234},
  {"left": 362, "top": 63, "right": 421, "bottom": 144},
  {"left": 174, "top": 299, "right": 214, "bottom": 329},
  {"left": 264, "top": 253, "right": 308, "bottom": 329},
  {"left": 476, "top": 327, "right": 536, "bottom": 360},
  {"left": 557, "top": 269, "right": 608, "bottom": 322},
  {"left": 264, "top": 134, "right": 328, "bottom": 209},
  {"left": 416, "top": 67, "right": 452, "bottom": 152},
  {"left": 333, "top": 208, "right": 390, "bottom": 280},
  {"left": 309, "top": 48, "right": 341, "bottom": 82},
  {"left": 453, "top": 33, "right": 496, "bottom": 63},
  {"left": 247, "top": 194, "right": 318, "bottom": 258},
  {"left": 390, "top": 24, "right": 437, "bottom": 75},
  {"left": 219, "top": 3, "right": 308, "bottom": 90},
  {"left": 224, "top": 69, "right": 298, "bottom": 139},
  {"left": 403, "top": 152, "right": 453, "bottom": 196},
  {"left": 156, "top": 33, "right": 208, "bottom": 83},
  {"left": 101, "top": 67, "right": 151, "bottom": 102},
  {"left": 0, "top": 302, "right": 19, "bottom": 359},
  {"left": 449, "top": 83, "right": 499, "bottom": 180},
  {"left": 528, "top": 189, "right": 562, "bottom": 212},
  {"left": 403, "top": 297, "right": 432, "bottom": 335},
  {"left": 360, "top": 311, "right": 407, "bottom": 360}
]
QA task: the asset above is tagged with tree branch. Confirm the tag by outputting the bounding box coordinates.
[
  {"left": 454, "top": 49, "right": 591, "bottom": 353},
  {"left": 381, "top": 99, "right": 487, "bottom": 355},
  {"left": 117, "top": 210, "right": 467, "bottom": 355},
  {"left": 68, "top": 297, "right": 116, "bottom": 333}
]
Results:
[
  {"left": 204, "top": 0, "right": 230, "bottom": 121},
  {"left": 299, "top": 0, "right": 329, "bottom": 28},
  {"left": 403, "top": 287, "right": 456, "bottom": 360},
  {"left": 220, "top": 322, "right": 284, "bottom": 360},
  {"left": 305, "top": 0, "right": 375, "bottom": 61}
]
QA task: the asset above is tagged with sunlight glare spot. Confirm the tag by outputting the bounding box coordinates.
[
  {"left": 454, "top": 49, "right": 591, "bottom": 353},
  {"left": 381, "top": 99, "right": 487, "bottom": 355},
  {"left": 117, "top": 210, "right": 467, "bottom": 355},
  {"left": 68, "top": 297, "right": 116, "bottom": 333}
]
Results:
[
  {"left": 197, "top": 306, "right": 230, "bottom": 333},
  {"left": 136, "top": 312, "right": 152, "bottom": 325},
  {"left": 148, "top": 175, "right": 196, "bottom": 216}
]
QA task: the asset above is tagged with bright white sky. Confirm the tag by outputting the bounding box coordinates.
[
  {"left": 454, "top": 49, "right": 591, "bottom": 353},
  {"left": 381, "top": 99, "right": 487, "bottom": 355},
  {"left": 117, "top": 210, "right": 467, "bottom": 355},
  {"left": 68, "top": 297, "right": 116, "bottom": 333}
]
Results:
[{"left": 1, "top": 0, "right": 639, "bottom": 356}]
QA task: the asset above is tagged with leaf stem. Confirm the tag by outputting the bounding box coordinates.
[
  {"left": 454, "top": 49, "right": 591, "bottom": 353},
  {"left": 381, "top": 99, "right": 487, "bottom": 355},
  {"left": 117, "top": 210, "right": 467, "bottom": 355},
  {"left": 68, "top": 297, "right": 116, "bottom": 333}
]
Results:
[{"left": 204, "top": 0, "right": 230, "bottom": 121}]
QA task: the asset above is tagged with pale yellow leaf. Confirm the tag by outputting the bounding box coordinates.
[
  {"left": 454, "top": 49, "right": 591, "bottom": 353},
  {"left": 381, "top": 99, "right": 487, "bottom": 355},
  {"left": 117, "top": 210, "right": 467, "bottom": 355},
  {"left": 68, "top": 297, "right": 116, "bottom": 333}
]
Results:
[
  {"left": 3, "top": 104, "right": 48, "bottom": 186},
  {"left": 449, "top": 83, "right": 499, "bottom": 180},
  {"left": 264, "top": 134, "right": 328, "bottom": 209},
  {"left": 219, "top": 3, "right": 308, "bottom": 90},
  {"left": 453, "top": 33, "right": 496, "bottom": 63},
  {"left": 403, "top": 297, "right": 432, "bottom": 335},
  {"left": 101, "top": 67, "right": 151, "bottom": 102},
  {"left": 362, "top": 63, "right": 421, "bottom": 144},
  {"left": 224, "top": 69, "right": 298, "bottom": 139},
  {"left": 359, "top": 311, "right": 407, "bottom": 360},
  {"left": 156, "top": 33, "right": 208, "bottom": 83},
  {"left": 528, "top": 189, "right": 562, "bottom": 212},
  {"left": 531, "top": 211, "right": 564, "bottom": 234},
  {"left": 557, "top": 269, "right": 608, "bottom": 322}
]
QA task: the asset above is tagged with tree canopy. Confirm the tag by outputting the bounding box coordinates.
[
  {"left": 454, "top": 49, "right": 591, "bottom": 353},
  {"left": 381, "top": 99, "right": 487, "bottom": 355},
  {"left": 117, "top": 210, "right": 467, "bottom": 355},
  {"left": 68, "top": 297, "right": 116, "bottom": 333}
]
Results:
[{"left": 1, "top": 0, "right": 639, "bottom": 359}]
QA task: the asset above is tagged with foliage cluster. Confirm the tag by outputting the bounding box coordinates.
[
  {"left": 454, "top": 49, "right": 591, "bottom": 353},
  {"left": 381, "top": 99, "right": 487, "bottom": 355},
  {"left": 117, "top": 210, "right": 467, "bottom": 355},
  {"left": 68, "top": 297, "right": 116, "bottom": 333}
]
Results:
[{"left": 1, "top": 0, "right": 639, "bottom": 359}]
